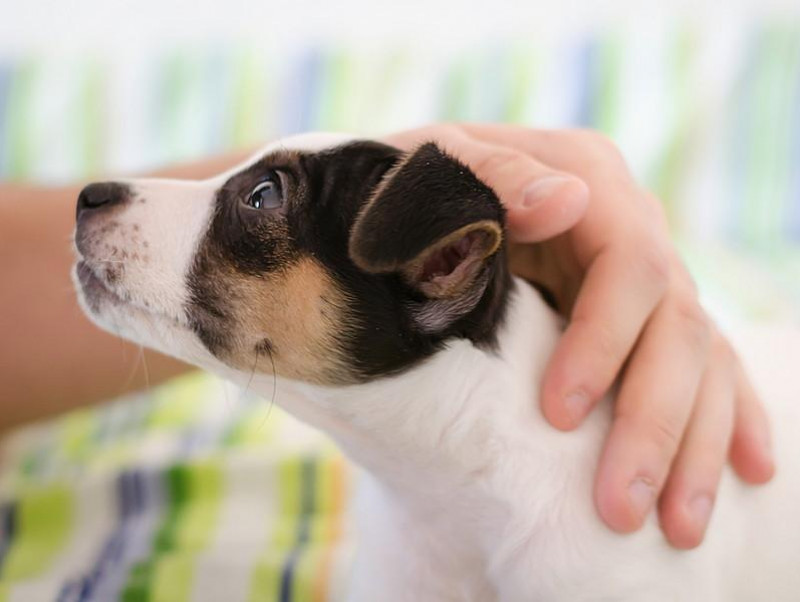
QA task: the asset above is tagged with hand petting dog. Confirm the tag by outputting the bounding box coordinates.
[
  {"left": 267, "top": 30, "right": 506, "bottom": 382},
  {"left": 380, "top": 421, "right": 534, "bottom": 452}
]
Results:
[
  {"left": 1, "top": 123, "right": 774, "bottom": 553},
  {"left": 387, "top": 124, "right": 775, "bottom": 550}
]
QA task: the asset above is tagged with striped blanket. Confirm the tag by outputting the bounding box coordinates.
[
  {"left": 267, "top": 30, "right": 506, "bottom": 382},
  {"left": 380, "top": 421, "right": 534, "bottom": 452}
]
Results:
[
  {"left": 0, "top": 374, "right": 354, "bottom": 602},
  {"left": 1, "top": 22, "right": 799, "bottom": 602}
]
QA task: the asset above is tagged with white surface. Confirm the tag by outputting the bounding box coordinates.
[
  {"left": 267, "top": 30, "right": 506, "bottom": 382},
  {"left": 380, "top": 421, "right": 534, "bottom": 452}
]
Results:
[{"left": 1, "top": 0, "right": 799, "bottom": 56}]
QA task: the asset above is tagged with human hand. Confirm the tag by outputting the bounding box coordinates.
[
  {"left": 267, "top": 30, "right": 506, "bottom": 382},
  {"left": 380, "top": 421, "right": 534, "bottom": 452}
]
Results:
[{"left": 384, "top": 124, "right": 775, "bottom": 549}]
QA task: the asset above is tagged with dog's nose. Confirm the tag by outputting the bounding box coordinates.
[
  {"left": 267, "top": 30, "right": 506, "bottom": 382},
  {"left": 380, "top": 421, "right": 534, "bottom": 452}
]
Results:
[{"left": 76, "top": 182, "right": 128, "bottom": 219}]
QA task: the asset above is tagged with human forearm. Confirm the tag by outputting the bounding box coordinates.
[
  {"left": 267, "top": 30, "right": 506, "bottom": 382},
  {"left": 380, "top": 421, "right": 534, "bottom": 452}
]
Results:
[{"left": 0, "top": 149, "right": 253, "bottom": 432}]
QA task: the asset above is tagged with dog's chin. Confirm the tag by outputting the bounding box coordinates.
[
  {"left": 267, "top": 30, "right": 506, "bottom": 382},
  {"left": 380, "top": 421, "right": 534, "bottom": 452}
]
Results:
[
  {"left": 74, "top": 260, "right": 122, "bottom": 313},
  {"left": 72, "top": 260, "right": 224, "bottom": 372},
  {"left": 74, "top": 260, "right": 177, "bottom": 350}
]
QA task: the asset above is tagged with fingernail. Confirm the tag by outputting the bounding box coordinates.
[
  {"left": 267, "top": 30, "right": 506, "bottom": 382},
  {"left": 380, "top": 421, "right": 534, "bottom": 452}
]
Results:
[
  {"left": 564, "top": 390, "right": 590, "bottom": 422},
  {"left": 688, "top": 494, "right": 713, "bottom": 528},
  {"left": 628, "top": 477, "right": 656, "bottom": 519},
  {"left": 522, "top": 176, "right": 573, "bottom": 208}
]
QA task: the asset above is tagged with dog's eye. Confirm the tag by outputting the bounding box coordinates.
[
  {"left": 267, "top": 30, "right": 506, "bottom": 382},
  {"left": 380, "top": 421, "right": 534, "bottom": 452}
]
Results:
[{"left": 245, "top": 172, "right": 283, "bottom": 210}]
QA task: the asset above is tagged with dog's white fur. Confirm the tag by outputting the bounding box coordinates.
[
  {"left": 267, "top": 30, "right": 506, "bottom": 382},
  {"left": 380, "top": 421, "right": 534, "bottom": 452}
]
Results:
[{"left": 75, "top": 134, "right": 800, "bottom": 601}]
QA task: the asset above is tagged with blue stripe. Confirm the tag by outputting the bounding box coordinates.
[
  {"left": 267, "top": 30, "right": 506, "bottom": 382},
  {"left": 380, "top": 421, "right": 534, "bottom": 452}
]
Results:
[
  {"left": 573, "top": 36, "right": 596, "bottom": 127},
  {"left": 728, "top": 30, "right": 760, "bottom": 246},
  {"left": 204, "top": 47, "right": 230, "bottom": 153},
  {"left": 486, "top": 45, "right": 509, "bottom": 122},
  {"left": 52, "top": 470, "right": 151, "bottom": 602},
  {"left": 278, "top": 48, "right": 323, "bottom": 136},
  {"left": 279, "top": 458, "right": 317, "bottom": 602},
  {"left": 0, "top": 502, "right": 16, "bottom": 576}
]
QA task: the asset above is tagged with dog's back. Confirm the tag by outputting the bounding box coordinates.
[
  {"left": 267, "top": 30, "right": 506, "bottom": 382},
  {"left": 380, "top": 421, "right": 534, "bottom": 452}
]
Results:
[
  {"left": 465, "top": 289, "right": 800, "bottom": 602},
  {"left": 711, "top": 324, "right": 800, "bottom": 600}
]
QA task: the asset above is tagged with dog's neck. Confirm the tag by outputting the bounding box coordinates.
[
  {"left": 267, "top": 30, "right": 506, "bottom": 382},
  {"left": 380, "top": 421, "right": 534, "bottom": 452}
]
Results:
[
  {"left": 259, "top": 279, "right": 564, "bottom": 507},
  {"left": 225, "top": 280, "right": 611, "bottom": 596}
]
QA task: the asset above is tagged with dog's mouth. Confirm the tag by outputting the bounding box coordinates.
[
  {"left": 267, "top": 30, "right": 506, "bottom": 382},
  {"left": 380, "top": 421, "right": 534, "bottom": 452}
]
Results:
[
  {"left": 74, "top": 259, "right": 186, "bottom": 330},
  {"left": 75, "top": 260, "right": 127, "bottom": 308}
]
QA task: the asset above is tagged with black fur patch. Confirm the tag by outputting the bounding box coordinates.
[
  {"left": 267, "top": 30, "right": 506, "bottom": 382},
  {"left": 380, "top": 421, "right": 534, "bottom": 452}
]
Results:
[
  {"left": 350, "top": 143, "right": 503, "bottom": 271},
  {"left": 186, "top": 140, "right": 511, "bottom": 381}
]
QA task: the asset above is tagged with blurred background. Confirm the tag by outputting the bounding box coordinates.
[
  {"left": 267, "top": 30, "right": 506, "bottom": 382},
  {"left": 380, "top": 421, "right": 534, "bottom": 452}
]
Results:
[
  {"left": 0, "top": 2, "right": 799, "bottom": 600},
  {"left": 1, "top": 0, "right": 799, "bottom": 323}
]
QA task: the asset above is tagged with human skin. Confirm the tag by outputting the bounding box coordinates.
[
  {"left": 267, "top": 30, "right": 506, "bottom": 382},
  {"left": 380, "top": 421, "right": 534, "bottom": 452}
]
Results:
[
  {"left": 0, "top": 124, "right": 773, "bottom": 550},
  {"left": 0, "top": 154, "right": 250, "bottom": 429}
]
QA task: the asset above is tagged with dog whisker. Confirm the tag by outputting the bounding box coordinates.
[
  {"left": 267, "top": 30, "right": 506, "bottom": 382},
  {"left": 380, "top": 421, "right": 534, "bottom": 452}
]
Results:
[
  {"left": 256, "top": 345, "right": 277, "bottom": 433},
  {"left": 104, "top": 306, "right": 128, "bottom": 368},
  {"left": 240, "top": 345, "right": 259, "bottom": 402},
  {"left": 138, "top": 344, "right": 150, "bottom": 392},
  {"left": 117, "top": 340, "right": 144, "bottom": 392},
  {"left": 220, "top": 377, "right": 233, "bottom": 414}
]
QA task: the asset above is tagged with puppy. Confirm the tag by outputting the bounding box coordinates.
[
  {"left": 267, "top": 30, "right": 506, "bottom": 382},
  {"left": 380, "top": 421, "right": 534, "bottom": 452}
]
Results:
[{"left": 73, "top": 133, "right": 800, "bottom": 601}]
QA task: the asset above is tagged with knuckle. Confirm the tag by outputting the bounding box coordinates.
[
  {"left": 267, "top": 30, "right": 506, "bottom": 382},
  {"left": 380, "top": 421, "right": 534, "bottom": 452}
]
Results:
[
  {"left": 641, "top": 191, "right": 671, "bottom": 229},
  {"left": 635, "top": 241, "right": 671, "bottom": 290},
  {"left": 678, "top": 267, "right": 699, "bottom": 297},
  {"left": 470, "top": 148, "right": 524, "bottom": 179},
  {"left": 648, "top": 413, "right": 686, "bottom": 457},
  {"left": 573, "top": 315, "right": 628, "bottom": 369},
  {"left": 671, "top": 295, "right": 711, "bottom": 349},
  {"left": 615, "top": 409, "right": 685, "bottom": 460},
  {"left": 420, "top": 123, "right": 464, "bottom": 148},
  {"left": 571, "top": 129, "right": 626, "bottom": 164},
  {"left": 436, "top": 122, "right": 465, "bottom": 139},
  {"left": 711, "top": 334, "right": 737, "bottom": 369}
]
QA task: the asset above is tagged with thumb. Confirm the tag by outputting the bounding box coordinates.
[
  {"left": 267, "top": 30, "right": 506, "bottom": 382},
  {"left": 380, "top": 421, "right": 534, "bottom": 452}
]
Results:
[
  {"left": 437, "top": 137, "right": 590, "bottom": 242},
  {"left": 385, "top": 126, "right": 590, "bottom": 242}
]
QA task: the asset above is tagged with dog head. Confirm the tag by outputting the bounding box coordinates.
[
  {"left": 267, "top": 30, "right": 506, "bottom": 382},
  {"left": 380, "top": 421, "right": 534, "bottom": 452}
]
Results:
[{"left": 73, "top": 134, "right": 510, "bottom": 386}]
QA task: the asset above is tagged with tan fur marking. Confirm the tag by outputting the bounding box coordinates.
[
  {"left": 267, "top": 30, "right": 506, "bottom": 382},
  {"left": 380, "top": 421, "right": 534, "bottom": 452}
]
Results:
[{"left": 223, "top": 258, "right": 354, "bottom": 384}]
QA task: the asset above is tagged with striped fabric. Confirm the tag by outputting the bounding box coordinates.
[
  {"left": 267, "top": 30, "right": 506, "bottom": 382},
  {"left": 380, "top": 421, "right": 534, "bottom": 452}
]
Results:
[
  {"left": 0, "top": 374, "right": 353, "bottom": 602},
  {"left": 1, "top": 22, "right": 799, "bottom": 602}
]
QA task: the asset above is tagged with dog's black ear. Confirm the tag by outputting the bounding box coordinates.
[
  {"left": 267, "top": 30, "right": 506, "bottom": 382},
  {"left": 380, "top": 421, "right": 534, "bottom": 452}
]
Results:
[{"left": 349, "top": 142, "right": 505, "bottom": 333}]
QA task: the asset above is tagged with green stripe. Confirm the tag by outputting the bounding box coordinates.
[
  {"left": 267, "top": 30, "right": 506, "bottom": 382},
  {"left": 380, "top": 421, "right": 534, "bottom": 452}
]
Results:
[
  {"left": 149, "top": 372, "right": 211, "bottom": 428},
  {"left": 149, "top": 554, "right": 195, "bottom": 602},
  {"left": 291, "top": 548, "right": 316, "bottom": 602},
  {"left": 504, "top": 43, "right": 537, "bottom": 123},
  {"left": 318, "top": 50, "right": 351, "bottom": 131},
  {"left": 762, "top": 25, "right": 800, "bottom": 252},
  {"left": 155, "top": 461, "right": 223, "bottom": 552},
  {"left": 223, "top": 404, "right": 281, "bottom": 447},
  {"left": 77, "top": 61, "right": 105, "bottom": 177},
  {"left": 0, "top": 485, "right": 73, "bottom": 580},
  {"left": 594, "top": 33, "right": 623, "bottom": 134},
  {"left": 281, "top": 457, "right": 317, "bottom": 602},
  {"left": 249, "top": 457, "right": 304, "bottom": 601},
  {"left": 61, "top": 408, "right": 96, "bottom": 464},
  {"left": 743, "top": 25, "right": 795, "bottom": 250},
  {"left": 159, "top": 52, "right": 191, "bottom": 160},
  {"left": 0, "top": 583, "right": 8, "bottom": 602},
  {"left": 372, "top": 50, "right": 407, "bottom": 126},
  {"left": 123, "top": 461, "right": 222, "bottom": 602},
  {"left": 249, "top": 552, "right": 282, "bottom": 602},
  {"left": 230, "top": 47, "right": 270, "bottom": 147},
  {"left": 440, "top": 57, "right": 471, "bottom": 121},
  {"left": 649, "top": 27, "right": 695, "bottom": 224},
  {"left": 122, "top": 561, "right": 155, "bottom": 602},
  {"left": 4, "top": 60, "right": 36, "bottom": 179},
  {"left": 272, "top": 457, "right": 303, "bottom": 551}
]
